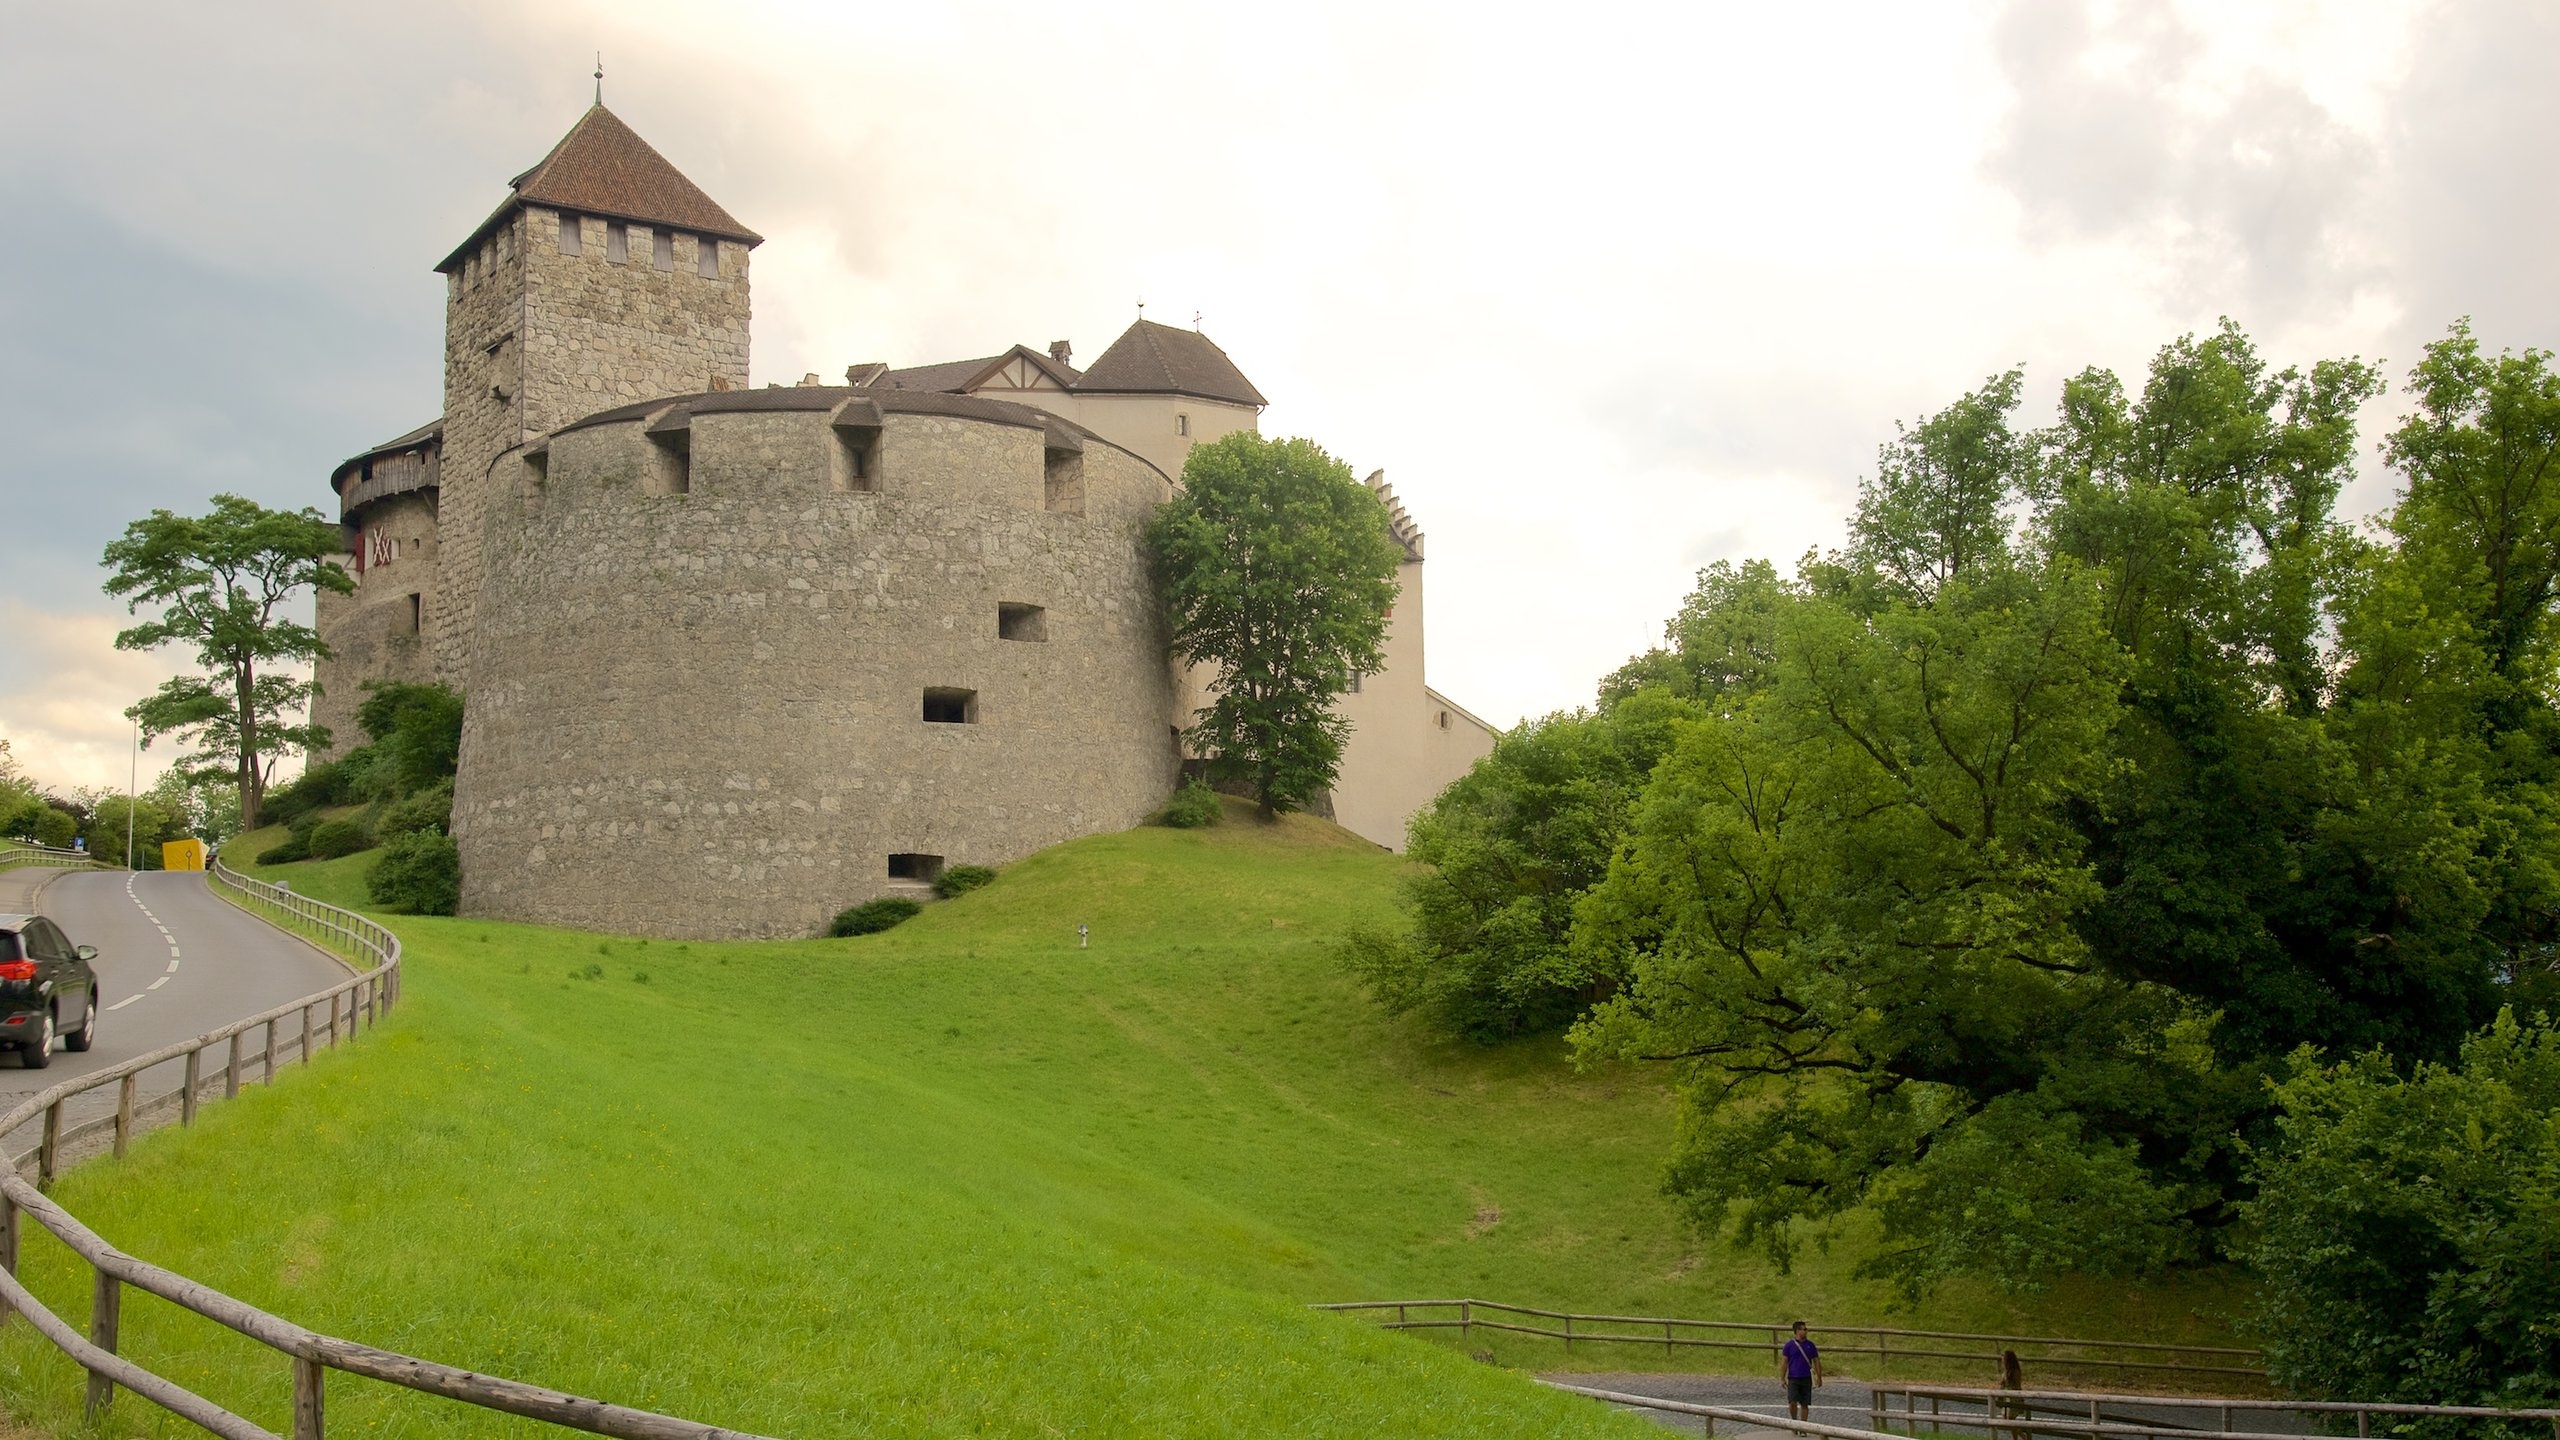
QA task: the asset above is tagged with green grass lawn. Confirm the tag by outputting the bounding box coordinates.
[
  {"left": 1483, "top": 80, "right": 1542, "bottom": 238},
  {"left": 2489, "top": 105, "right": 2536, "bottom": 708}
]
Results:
[
  {"left": 218, "top": 812, "right": 379, "bottom": 910},
  {"left": 0, "top": 801, "right": 2253, "bottom": 1436}
]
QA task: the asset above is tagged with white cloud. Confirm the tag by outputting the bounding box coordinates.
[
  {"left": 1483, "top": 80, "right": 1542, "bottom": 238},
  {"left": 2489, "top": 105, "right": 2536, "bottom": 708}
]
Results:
[{"left": 0, "top": 604, "right": 191, "bottom": 794}]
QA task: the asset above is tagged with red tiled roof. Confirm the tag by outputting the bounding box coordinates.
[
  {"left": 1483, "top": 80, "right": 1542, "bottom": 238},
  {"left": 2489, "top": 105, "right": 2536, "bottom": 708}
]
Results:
[{"left": 438, "top": 105, "right": 760, "bottom": 272}]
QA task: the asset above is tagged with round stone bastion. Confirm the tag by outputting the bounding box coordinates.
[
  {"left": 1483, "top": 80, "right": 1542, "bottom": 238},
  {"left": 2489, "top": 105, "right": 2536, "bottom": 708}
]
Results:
[{"left": 452, "top": 386, "right": 1184, "bottom": 939}]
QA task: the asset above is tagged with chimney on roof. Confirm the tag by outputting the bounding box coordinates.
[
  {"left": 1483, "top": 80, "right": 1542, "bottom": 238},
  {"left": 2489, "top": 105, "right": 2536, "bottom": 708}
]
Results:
[
  {"left": 798, "top": 372, "right": 823, "bottom": 387},
  {"left": 1049, "top": 340, "right": 1073, "bottom": 365}
]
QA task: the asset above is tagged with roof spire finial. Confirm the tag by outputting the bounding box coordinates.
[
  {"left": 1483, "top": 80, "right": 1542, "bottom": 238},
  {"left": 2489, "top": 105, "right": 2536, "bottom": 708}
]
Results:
[
  {"left": 1135, "top": 296, "right": 1145, "bottom": 319},
  {"left": 594, "top": 52, "right": 604, "bottom": 104},
  {"left": 1194, "top": 310, "right": 1203, "bottom": 331}
]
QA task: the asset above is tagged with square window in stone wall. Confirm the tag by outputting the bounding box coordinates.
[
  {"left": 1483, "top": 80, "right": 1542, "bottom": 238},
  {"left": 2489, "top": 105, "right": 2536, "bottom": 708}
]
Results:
[
  {"left": 558, "top": 213, "right": 582, "bottom": 255},
  {"left": 647, "top": 430, "right": 690, "bottom": 495},
  {"left": 653, "top": 230, "right": 674, "bottom": 272},
  {"left": 998, "top": 603, "right": 1048, "bottom": 642},
  {"left": 888, "top": 853, "right": 944, "bottom": 882},
  {"left": 696, "top": 236, "right": 720, "bottom": 277},
  {"left": 922, "top": 688, "right": 977, "bottom": 724},
  {"left": 831, "top": 425, "right": 877, "bottom": 492},
  {"left": 606, "top": 221, "right": 628, "bottom": 264}
]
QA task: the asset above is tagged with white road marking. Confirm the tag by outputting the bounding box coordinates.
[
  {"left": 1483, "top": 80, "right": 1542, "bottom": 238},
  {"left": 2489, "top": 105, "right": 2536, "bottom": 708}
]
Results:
[
  {"left": 164, "top": 960, "right": 180, "bottom": 973},
  {"left": 146, "top": 977, "right": 169, "bottom": 991},
  {"left": 107, "top": 996, "right": 141, "bottom": 1011}
]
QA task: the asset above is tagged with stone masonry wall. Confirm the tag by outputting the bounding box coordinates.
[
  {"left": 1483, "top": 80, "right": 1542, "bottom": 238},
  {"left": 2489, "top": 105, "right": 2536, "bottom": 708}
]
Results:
[
  {"left": 310, "top": 491, "right": 443, "bottom": 760},
  {"left": 453, "top": 404, "right": 1181, "bottom": 939},
  {"left": 433, "top": 207, "right": 750, "bottom": 705}
]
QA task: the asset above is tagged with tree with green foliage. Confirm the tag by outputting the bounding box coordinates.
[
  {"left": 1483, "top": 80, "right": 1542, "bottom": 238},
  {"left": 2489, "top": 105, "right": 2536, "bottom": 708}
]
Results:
[
  {"left": 1147, "top": 433, "right": 1405, "bottom": 817},
  {"left": 2247, "top": 1011, "right": 2560, "bottom": 1412},
  {"left": 1367, "top": 320, "right": 2560, "bottom": 1313},
  {"left": 1343, "top": 688, "right": 1695, "bottom": 1041},
  {"left": 101, "top": 494, "right": 353, "bottom": 829}
]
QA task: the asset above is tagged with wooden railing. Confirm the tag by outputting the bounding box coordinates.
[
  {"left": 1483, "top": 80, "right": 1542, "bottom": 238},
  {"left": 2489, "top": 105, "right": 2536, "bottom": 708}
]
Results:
[
  {"left": 1316, "top": 1299, "right": 2266, "bottom": 1386},
  {"left": 0, "top": 856, "right": 779, "bottom": 1440},
  {"left": 1865, "top": 1383, "right": 2560, "bottom": 1440}
]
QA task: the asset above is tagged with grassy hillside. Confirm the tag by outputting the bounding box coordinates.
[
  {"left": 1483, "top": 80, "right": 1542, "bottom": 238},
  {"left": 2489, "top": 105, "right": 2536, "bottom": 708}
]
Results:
[
  {"left": 218, "top": 809, "right": 379, "bottom": 910},
  {"left": 0, "top": 802, "right": 2251, "bottom": 1435}
]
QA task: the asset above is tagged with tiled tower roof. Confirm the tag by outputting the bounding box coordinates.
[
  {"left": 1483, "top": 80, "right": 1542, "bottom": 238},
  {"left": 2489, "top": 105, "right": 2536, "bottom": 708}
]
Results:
[
  {"left": 437, "top": 104, "right": 761, "bottom": 272},
  {"left": 1074, "top": 319, "right": 1267, "bottom": 406}
]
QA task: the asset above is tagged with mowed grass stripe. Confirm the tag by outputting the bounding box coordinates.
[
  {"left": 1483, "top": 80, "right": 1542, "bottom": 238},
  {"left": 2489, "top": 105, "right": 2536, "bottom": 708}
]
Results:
[{"left": 0, "top": 801, "right": 2247, "bottom": 1435}]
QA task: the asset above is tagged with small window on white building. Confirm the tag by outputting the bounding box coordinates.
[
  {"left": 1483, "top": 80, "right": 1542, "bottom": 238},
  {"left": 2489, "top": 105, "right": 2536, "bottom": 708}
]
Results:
[
  {"left": 696, "top": 236, "right": 720, "bottom": 277},
  {"left": 606, "top": 221, "right": 628, "bottom": 264},
  {"left": 653, "top": 230, "right": 674, "bottom": 272},
  {"left": 558, "top": 213, "right": 582, "bottom": 255},
  {"left": 1346, "top": 672, "right": 1362, "bottom": 694},
  {"left": 1437, "top": 710, "right": 1451, "bottom": 730},
  {"left": 1175, "top": 413, "right": 1190, "bottom": 437}
]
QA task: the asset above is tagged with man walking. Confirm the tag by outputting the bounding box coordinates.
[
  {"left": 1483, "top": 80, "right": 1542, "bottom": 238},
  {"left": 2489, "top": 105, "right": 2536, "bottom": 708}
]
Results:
[{"left": 1780, "top": 1320, "right": 1823, "bottom": 1421}]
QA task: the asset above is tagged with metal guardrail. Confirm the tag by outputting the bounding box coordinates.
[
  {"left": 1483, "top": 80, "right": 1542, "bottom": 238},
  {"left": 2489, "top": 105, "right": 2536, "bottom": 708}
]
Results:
[
  {"left": 0, "top": 856, "right": 780, "bottom": 1440},
  {"left": 0, "top": 844, "right": 110, "bottom": 874},
  {"left": 1867, "top": 1384, "right": 2560, "bottom": 1440},
  {"left": 1317, "top": 1299, "right": 2266, "bottom": 1385}
]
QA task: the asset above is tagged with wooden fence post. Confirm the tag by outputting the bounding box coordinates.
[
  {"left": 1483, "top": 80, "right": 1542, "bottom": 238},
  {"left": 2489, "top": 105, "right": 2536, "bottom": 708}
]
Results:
[
  {"left": 182, "top": 1049, "right": 201, "bottom": 1126},
  {"left": 115, "top": 1074, "right": 135, "bottom": 1159},
  {"left": 40, "top": 1101, "right": 62, "bottom": 1186},
  {"left": 85, "top": 1269, "right": 120, "bottom": 1420},
  {"left": 293, "top": 1355, "right": 324, "bottom": 1439},
  {"left": 265, "top": 1019, "right": 278, "bottom": 1085},
  {"left": 328, "top": 993, "right": 342, "bottom": 1050},
  {"left": 302, "top": 1004, "right": 314, "bottom": 1066},
  {"left": 227, "top": 1031, "right": 244, "bottom": 1099}
]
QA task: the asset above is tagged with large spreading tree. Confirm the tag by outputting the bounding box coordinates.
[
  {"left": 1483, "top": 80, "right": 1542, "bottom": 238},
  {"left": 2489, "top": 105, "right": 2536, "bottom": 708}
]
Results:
[
  {"left": 102, "top": 493, "right": 352, "bottom": 830},
  {"left": 1147, "top": 433, "right": 1404, "bottom": 817},
  {"left": 1355, "top": 320, "right": 2560, "bottom": 1318}
]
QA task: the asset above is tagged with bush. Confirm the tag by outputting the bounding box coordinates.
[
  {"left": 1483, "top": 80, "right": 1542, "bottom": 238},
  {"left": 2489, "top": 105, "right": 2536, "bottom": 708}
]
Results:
[
  {"left": 1154, "top": 780, "right": 1222, "bottom": 828},
  {"left": 366, "top": 831, "right": 459, "bottom": 915},
  {"left": 264, "top": 762, "right": 355, "bottom": 827},
  {"left": 378, "top": 779, "right": 454, "bottom": 839},
  {"left": 829, "top": 898, "right": 921, "bottom": 937},
  {"left": 933, "top": 865, "right": 998, "bottom": 899},
  {"left": 27, "top": 806, "right": 76, "bottom": 851},
  {"left": 259, "top": 832, "right": 311, "bottom": 864},
  {"left": 2246, "top": 1010, "right": 2560, "bottom": 1409},
  {"left": 307, "top": 818, "right": 374, "bottom": 859}
]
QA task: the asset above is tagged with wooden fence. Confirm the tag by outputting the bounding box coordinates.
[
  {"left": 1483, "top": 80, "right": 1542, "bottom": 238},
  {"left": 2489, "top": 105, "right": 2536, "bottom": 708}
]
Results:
[
  {"left": 1316, "top": 1299, "right": 2266, "bottom": 1387},
  {"left": 0, "top": 855, "right": 780, "bottom": 1440}
]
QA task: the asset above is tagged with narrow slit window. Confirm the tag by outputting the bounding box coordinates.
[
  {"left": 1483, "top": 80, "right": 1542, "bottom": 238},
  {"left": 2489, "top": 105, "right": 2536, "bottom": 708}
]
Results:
[
  {"left": 922, "top": 688, "right": 977, "bottom": 724},
  {"left": 1347, "top": 672, "right": 1362, "bottom": 694},
  {"left": 557, "top": 213, "right": 582, "bottom": 255},
  {"left": 998, "top": 603, "right": 1047, "bottom": 642},
  {"left": 696, "top": 236, "right": 720, "bottom": 277},
  {"left": 606, "top": 221, "right": 628, "bottom": 264},
  {"left": 652, "top": 230, "right": 674, "bottom": 272},
  {"left": 832, "top": 426, "right": 877, "bottom": 492},
  {"left": 888, "top": 853, "right": 944, "bottom": 882},
  {"left": 406, "top": 593, "right": 423, "bottom": 636},
  {"left": 1175, "top": 412, "right": 1190, "bottom": 437}
]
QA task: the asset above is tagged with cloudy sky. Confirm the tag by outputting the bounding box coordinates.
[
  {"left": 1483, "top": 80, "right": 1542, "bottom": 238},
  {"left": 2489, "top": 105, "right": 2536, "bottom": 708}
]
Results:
[{"left": 3, "top": 0, "right": 2554, "bottom": 791}]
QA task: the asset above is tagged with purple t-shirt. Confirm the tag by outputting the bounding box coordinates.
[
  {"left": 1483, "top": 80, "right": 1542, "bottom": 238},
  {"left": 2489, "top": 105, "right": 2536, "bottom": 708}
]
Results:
[{"left": 1784, "top": 1337, "right": 1819, "bottom": 1378}]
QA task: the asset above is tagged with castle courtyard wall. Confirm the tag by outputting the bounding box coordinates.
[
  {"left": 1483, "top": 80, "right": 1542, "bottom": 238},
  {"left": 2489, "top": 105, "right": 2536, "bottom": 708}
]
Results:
[
  {"left": 452, "top": 398, "right": 1182, "bottom": 939},
  {"left": 311, "top": 490, "right": 442, "bottom": 758}
]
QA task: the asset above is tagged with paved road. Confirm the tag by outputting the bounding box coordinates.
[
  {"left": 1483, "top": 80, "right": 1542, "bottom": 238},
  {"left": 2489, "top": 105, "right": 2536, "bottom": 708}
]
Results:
[
  {"left": 1545, "top": 1372, "right": 1885, "bottom": 1437},
  {"left": 0, "top": 866, "right": 349, "bottom": 1156}
]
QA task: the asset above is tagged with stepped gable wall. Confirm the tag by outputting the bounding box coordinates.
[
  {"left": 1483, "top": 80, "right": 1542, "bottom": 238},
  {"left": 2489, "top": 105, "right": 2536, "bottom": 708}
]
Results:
[{"left": 452, "top": 388, "right": 1183, "bottom": 939}]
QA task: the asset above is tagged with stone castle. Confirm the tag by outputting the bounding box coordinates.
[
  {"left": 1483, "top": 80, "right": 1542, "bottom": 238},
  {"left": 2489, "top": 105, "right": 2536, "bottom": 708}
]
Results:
[{"left": 314, "top": 103, "right": 1495, "bottom": 938}]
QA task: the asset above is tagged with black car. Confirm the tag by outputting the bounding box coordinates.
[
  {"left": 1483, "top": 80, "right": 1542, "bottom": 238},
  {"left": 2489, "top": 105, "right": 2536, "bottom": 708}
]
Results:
[{"left": 0, "top": 915, "right": 99, "bottom": 1069}]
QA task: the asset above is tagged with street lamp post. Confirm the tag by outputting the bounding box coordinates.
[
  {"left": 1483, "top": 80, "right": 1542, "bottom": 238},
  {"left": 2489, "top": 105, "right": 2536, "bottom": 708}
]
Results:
[{"left": 126, "top": 715, "right": 137, "bottom": 872}]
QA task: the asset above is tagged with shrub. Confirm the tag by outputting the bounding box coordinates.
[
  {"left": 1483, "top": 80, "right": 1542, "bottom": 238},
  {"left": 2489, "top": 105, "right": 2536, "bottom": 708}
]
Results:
[
  {"left": 829, "top": 898, "right": 921, "bottom": 937},
  {"left": 933, "top": 864, "right": 998, "bottom": 899},
  {"left": 259, "top": 831, "right": 311, "bottom": 864},
  {"left": 264, "top": 762, "right": 355, "bottom": 827},
  {"left": 28, "top": 806, "right": 76, "bottom": 851},
  {"left": 378, "top": 779, "right": 454, "bottom": 839},
  {"left": 307, "top": 819, "right": 375, "bottom": 859},
  {"left": 366, "top": 831, "right": 460, "bottom": 915},
  {"left": 1154, "top": 780, "right": 1222, "bottom": 829}
]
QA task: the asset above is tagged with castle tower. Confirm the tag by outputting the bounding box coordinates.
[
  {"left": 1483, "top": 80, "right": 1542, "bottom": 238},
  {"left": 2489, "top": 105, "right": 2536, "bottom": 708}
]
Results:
[{"left": 426, "top": 104, "right": 760, "bottom": 683}]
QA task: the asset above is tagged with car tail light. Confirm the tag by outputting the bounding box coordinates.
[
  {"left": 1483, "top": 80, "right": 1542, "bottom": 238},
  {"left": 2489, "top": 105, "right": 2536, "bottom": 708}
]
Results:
[{"left": 0, "top": 962, "right": 33, "bottom": 982}]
